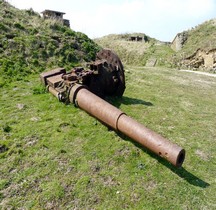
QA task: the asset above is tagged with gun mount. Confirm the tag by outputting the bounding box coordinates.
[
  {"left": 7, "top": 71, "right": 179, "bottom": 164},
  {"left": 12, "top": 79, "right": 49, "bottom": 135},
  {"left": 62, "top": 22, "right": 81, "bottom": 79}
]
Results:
[{"left": 40, "top": 49, "right": 185, "bottom": 167}]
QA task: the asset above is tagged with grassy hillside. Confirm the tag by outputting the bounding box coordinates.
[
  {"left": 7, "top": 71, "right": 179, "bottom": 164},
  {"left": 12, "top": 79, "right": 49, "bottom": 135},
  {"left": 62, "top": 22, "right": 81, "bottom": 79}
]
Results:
[
  {"left": 95, "top": 20, "right": 216, "bottom": 70},
  {"left": 0, "top": 0, "right": 100, "bottom": 84},
  {"left": 95, "top": 34, "right": 174, "bottom": 67},
  {"left": 179, "top": 19, "right": 216, "bottom": 57},
  {"left": 1, "top": 66, "right": 216, "bottom": 209}
]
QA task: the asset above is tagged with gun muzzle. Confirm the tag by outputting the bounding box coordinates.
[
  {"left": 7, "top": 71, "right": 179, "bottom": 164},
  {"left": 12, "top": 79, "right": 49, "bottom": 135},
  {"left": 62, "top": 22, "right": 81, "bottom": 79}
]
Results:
[{"left": 69, "top": 84, "right": 185, "bottom": 167}]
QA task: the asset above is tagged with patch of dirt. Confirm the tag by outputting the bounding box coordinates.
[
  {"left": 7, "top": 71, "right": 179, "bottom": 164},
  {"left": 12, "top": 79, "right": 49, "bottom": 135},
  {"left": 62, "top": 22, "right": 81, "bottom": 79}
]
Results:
[
  {"left": 130, "top": 192, "right": 141, "bottom": 203},
  {"left": 195, "top": 150, "right": 210, "bottom": 161},
  {"left": 115, "top": 146, "right": 131, "bottom": 156},
  {"left": 103, "top": 176, "right": 119, "bottom": 187},
  {"left": 30, "top": 117, "right": 41, "bottom": 122},
  {"left": 24, "top": 135, "right": 39, "bottom": 147},
  {"left": 16, "top": 103, "right": 27, "bottom": 110},
  {"left": 145, "top": 180, "right": 157, "bottom": 190}
]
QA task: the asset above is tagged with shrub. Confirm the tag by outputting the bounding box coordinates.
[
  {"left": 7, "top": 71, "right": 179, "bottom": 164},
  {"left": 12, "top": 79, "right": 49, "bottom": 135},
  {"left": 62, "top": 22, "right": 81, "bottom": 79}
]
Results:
[
  {"left": 25, "top": 8, "right": 40, "bottom": 17},
  {"left": 0, "top": 23, "right": 9, "bottom": 31},
  {"left": 14, "top": 22, "right": 25, "bottom": 30}
]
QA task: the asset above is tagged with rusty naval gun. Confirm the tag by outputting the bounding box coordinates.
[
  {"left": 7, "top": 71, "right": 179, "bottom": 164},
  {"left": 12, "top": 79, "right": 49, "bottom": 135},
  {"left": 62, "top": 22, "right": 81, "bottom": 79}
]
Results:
[{"left": 40, "top": 49, "right": 185, "bottom": 167}]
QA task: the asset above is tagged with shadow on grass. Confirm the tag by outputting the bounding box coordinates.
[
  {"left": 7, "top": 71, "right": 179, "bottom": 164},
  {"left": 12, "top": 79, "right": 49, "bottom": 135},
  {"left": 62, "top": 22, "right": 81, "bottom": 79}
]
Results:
[
  {"left": 118, "top": 133, "right": 210, "bottom": 188},
  {"left": 106, "top": 96, "right": 153, "bottom": 108},
  {"left": 154, "top": 153, "right": 210, "bottom": 188},
  {"left": 96, "top": 95, "right": 208, "bottom": 188}
]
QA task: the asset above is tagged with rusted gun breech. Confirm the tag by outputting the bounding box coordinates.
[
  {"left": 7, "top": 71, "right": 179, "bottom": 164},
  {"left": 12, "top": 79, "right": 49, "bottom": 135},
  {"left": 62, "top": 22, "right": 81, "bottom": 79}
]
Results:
[{"left": 69, "top": 84, "right": 185, "bottom": 167}]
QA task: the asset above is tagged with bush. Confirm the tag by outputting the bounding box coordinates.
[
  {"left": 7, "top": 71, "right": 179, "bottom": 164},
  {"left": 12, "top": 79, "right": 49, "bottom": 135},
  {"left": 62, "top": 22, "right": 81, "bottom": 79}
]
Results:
[
  {"left": 0, "top": 23, "right": 9, "bottom": 31},
  {"left": 25, "top": 8, "right": 40, "bottom": 17},
  {"left": 14, "top": 22, "right": 25, "bottom": 30},
  {"left": 64, "top": 29, "right": 76, "bottom": 37}
]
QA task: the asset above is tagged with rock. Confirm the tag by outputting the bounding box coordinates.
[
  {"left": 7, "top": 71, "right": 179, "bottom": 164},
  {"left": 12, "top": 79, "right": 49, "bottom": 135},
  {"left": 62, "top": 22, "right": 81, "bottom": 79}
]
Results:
[{"left": 17, "top": 104, "right": 26, "bottom": 110}]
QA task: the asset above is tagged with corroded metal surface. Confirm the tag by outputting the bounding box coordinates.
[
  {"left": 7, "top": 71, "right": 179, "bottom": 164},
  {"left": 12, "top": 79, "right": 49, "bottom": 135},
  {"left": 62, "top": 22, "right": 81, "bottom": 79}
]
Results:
[
  {"left": 70, "top": 84, "right": 185, "bottom": 167},
  {"left": 40, "top": 49, "right": 185, "bottom": 167},
  {"left": 96, "top": 49, "right": 125, "bottom": 96},
  {"left": 40, "top": 49, "right": 125, "bottom": 99},
  {"left": 70, "top": 84, "right": 124, "bottom": 130},
  {"left": 117, "top": 114, "right": 185, "bottom": 167}
]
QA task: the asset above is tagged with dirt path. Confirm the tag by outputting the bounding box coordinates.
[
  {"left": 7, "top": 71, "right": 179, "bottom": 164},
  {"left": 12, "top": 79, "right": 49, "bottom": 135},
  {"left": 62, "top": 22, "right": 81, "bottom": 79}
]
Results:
[{"left": 180, "top": 70, "right": 216, "bottom": 78}]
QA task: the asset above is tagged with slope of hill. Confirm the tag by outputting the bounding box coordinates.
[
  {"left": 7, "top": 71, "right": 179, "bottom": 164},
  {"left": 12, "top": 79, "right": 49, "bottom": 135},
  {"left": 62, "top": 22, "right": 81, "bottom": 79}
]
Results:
[
  {"left": 176, "top": 19, "right": 216, "bottom": 71},
  {"left": 95, "top": 33, "right": 174, "bottom": 67},
  {"left": 95, "top": 20, "right": 216, "bottom": 71},
  {"left": 0, "top": 0, "right": 100, "bottom": 84},
  {"left": 180, "top": 19, "right": 216, "bottom": 56}
]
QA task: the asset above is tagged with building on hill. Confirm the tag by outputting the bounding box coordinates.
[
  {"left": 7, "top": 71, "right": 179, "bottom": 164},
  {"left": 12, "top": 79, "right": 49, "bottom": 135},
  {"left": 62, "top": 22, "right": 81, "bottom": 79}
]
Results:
[
  {"left": 129, "top": 36, "right": 143, "bottom": 41},
  {"left": 41, "top": 9, "right": 70, "bottom": 27},
  {"left": 128, "top": 35, "right": 149, "bottom": 42}
]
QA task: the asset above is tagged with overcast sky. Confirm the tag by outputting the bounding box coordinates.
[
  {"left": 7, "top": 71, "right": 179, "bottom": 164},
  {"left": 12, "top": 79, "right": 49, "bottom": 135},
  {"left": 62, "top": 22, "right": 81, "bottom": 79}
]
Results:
[{"left": 8, "top": 0, "right": 216, "bottom": 41}]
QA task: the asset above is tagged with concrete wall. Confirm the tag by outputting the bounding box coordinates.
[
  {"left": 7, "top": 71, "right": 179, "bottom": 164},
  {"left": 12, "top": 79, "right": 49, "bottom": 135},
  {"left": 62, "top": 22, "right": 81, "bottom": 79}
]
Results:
[{"left": 171, "top": 32, "right": 188, "bottom": 51}]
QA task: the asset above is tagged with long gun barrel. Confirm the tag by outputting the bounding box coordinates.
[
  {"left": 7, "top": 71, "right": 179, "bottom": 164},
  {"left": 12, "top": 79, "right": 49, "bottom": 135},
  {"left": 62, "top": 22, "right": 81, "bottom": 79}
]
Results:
[{"left": 40, "top": 49, "right": 185, "bottom": 167}]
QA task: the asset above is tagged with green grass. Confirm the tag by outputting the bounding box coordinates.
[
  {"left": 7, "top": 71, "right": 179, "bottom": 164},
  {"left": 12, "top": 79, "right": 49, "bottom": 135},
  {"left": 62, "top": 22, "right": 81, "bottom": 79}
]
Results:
[
  {"left": 180, "top": 19, "right": 216, "bottom": 57},
  {"left": 95, "top": 20, "right": 216, "bottom": 70},
  {"left": 1, "top": 67, "right": 216, "bottom": 209},
  {"left": 95, "top": 34, "right": 174, "bottom": 67},
  {"left": 0, "top": 0, "right": 100, "bottom": 82}
]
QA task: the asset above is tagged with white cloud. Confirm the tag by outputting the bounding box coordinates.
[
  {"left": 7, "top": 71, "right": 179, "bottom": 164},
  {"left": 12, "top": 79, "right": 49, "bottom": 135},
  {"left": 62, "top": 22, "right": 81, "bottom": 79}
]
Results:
[{"left": 8, "top": 0, "right": 216, "bottom": 41}]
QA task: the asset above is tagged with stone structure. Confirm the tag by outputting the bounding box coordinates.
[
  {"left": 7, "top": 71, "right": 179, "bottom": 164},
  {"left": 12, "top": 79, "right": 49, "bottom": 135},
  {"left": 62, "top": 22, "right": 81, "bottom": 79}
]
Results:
[
  {"left": 171, "top": 32, "right": 188, "bottom": 51},
  {"left": 146, "top": 58, "right": 157, "bottom": 67},
  {"left": 41, "top": 9, "right": 70, "bottom": 27},
  {"left": 128, "top": 35, "right": 148, "bottom": 42},
  {"left": 129, "top": 36, "right": 143, "bottom": 41}
]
